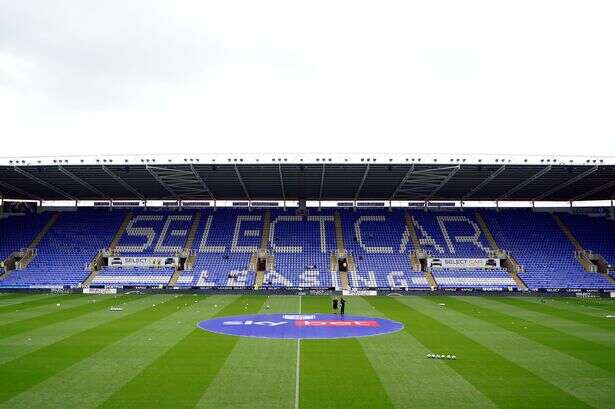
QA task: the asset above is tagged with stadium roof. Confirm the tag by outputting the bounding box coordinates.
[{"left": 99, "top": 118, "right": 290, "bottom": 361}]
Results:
[{"left": 1, "top": 153, "right": 614, "bottom": 202}]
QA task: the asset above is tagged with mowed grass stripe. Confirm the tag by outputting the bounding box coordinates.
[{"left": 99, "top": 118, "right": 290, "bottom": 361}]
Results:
[
  {"left": 442, "top": 296, "right": 615, "bottom": 374},
  {"left": 465, "top": 297, "right": 615, "bottom": 348},
  {"left": 0, "top": 295, "right": 167, "bottom": 366},
  {"left": 98, "top": 295, "right": 267, "bottom": 409},
  {"left": 0, "top": 292, "right": 37, "bottom": 299},
  {"left": 0, "top": 294, "right": 70, "bottom": 313},
  {"left": 196, "top": 295, "right": 298, "bottom": 409},
  {"left": 349, "top": 297, "right": 497, "bottom": 409},
  {"left": 368, "top": 297, "right": 590, "bottom": 409},
  {"left": 299, "top": 296, "right": 395, "bottom": 409},
  {"left": 0, "top": 293, "right": 47, "bottom": 304},
  {"left": 0, "top": 294, "right": 185, "bottom": 403},
  {"left": 542, "top": 297, "right": 615, "bottom": 314},
  {"left": 411, "top": 297, "right": 614, "bottom": 409},
  {"left": 0, "top": 295, "right": 237, "bottom": 409},
  {"left": 0, "top": 294, "right": 104, "bottom": 325},
  {"left": 0, "top": 295, "right": 137, "bottom": 340},
  {"left": 495, "top": 297, "right": 615, "bottom": 332}
]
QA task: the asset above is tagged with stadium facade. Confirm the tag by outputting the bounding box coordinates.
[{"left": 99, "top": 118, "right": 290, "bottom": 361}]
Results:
[{"left": 1, "top": 153, "right": 614, "bottom": 293}]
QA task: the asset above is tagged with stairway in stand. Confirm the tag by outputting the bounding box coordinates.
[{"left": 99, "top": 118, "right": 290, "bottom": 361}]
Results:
[
  {"left": 9, "top": 212, "right": 61, "bottom": 274},
  {"left": 404, "top": 211, "right": 437, "bottom": 289},
  {"left": 475, "top": 211, "right": 528, "bottom": 290},
  {"left": 82, "top": 212, "right": 134, "bottom": 287},
  {"left": 334, "top": 212, "right": 350, "bottom": 290},
  {"left": 254, "top": 211, "right": 271, "bottom": 289},
  {"left": 168, "top": 211, "right": 202, "bottom": 287},
  {"left": 552, "top": 213, "right": 615, "bottom": 285}
]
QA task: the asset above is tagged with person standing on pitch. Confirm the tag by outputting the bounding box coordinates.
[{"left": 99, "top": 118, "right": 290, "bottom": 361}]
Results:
[
  {"left": 332, "top": 297, "right": 339, "bottom": 314},
  {"left": 340, "top": 297, "right": 346, "bottom": 315}
]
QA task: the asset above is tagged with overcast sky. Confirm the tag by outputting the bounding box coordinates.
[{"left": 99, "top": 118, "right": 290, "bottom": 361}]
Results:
[{"left": 1, "top": 0, "right": 614, "bottom": 158}]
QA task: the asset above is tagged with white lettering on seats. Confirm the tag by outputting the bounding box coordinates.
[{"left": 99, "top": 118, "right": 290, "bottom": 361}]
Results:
[
  {"left": 354, "top": 216, "right": 394, "bottom": 253},
  {"left": 436, "top": 216, "right": 489, "bottom": 254},
  {"left": 154, "top": 215, "right": 192, "bottom": 253},
  {"left": 269, "top": 215, "right": 303, "bottom": 253},
  {"left": 116, "top": 215, "right": 163, "bottom": 253},
  {"left": 198, "top": 215, "right": 226, "bottom": 253},
  {"left": 231, "top": 215, "right": 261, "bottom": 253},
  {"left": 413, "top": 216, "right": 445, "bottom": 254}
]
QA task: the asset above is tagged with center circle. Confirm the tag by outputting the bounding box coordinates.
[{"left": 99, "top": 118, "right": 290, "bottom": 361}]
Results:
[{"left": 197, "top": 313, "right": 404, "bottom": 339}]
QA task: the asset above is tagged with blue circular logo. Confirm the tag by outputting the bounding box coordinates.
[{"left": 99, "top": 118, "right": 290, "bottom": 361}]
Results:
[{"left": 197, "top": 313, "right": 404, "bottom": 339}]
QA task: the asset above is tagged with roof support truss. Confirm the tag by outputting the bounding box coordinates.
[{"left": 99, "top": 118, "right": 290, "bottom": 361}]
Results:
[
  {"left": 319, "top": 164, "right": 326, "bottom": 203},
  {"left": 101, "top": 165, "right": 145, "bottom": 200},
  {"left": 190, "top": 165, "right": 215, "bottom": 200},
  {"left": 572, "top": 179, "right": 615, "bottom": 201},
  {"left": 0, "top": 180, "right": 42, "bottom": 201},
  {"left": 234, "top": 164, "right": 250, "bottom": 200},
  {"left": 426, "top": 165, "right": 460, "bottom": 200},
  {"left": 463, "top": 165, "right": 506, "bottom": 199},
  {"left": 13, "top": 166, "right": 75, "bottom": 200},
  {"left": 499, "top": 165, "right": 552, "bottom": 200},
  {"left": 533, "top": 166, "right": 599, "bottom": 201},
  {"left": 146, "top": 165, "right": 214, "bottom": 199},
  {"left": 390, "top": 165, "right": 461, "bottom": 200},
  {"left": 278, "top": 164, "right": 286, "bottom": 204},
  {"left": 389, "top": 164, "right": 415, "bottom": 200},
  {"left": 354, "top": 164, "right": 370, "bottom": 201},
  {"left": 58, "top": 166, "right": 106, "bottom": 199}
]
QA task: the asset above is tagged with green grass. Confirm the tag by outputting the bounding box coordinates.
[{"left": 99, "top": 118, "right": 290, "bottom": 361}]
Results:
[{"left": 0, "top": 293, "right": 613, "bottom": 409}]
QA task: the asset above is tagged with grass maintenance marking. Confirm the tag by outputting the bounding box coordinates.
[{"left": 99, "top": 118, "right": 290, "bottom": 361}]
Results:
[
  {"left": 0, "top": 294, "right": 70, "bottom": 314},
  {"left": 371, "top": 296, "right": 591, "bottom": 409},
  {"left": 352, "top": 296, "right": 497, "bottom": 409},
  {"left": 443, "top": 296, "right": 615, "bottom": 374},
  {"left": 0, "top": 294, "right": 184, "bottom": 403},
  {"left": 413, "top": 297, "right": 615, "bottom": 409},
  {"left": 500, "top": 297, "right": 615, "bottom": 332},
  {"left": 0, "top": 296, "right": 235, "bottom": 409},
  {"left": 194, "top": 296, "right": 297, "bottom": 409},
  {"left": 98, "top": 295, "right": 266, "bottom": 409},
  {"left": 0, "top": 295, "right": 137, "bottom": 340},
  {"left": 465, "top": 297, "right": 615, "bottom": 348},
  {"left": 299, "top": 296, "right": 395, "bottom": 409}
]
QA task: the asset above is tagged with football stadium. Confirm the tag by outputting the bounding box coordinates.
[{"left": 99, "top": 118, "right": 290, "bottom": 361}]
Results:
[{"left": 0, "top": 153, "right": 614, "bottom": 408}]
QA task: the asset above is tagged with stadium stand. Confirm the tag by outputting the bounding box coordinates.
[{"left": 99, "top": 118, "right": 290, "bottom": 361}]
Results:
[
  {"left": 263, "top": 210, "right": 337, "bottom": 288},
  {"left": 1, "top": 207, "right": 615, "bottom": 290},
  {"left": 410, "top": 211, "right": 491, "bottom": 258},
  {"left": 430, "top": 268, "right": 516, "bottom": 289},
  {"left": 115, "top": 211, "right": 194, "bottom": 255},
  {"left": 341, "top": 209, "right": 429, "bottom": 289},
  {"left": 91, "top": 267, "right": 174, "bottom": 287},
  {"left": 482, "top": 209, "right": 615, "bottom": 290},
  {"left": 174, "top": 209, "right": 260, "bottom": 288},
  {"left": 0, "top": 213, "right": 51, "bottom": 265},
  {"left": 559, "top": 213, "right": 615, "bottom": 266},
  {"left": 0, "top": 209, "right": 125, "bottom": 287}
]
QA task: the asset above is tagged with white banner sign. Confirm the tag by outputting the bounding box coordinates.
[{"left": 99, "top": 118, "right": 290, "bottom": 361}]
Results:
[
  {"left": 342, "top": 289, "right": 378, "bottom": 296},
  {"left": 429, "top": 258, "right": 500, "bottom": 269},
  {"left": 108, "top": 256, "right": 178, "bottom": 268},
  {"left": 83, "top": 288, "right": 117, "bottom": 294}
]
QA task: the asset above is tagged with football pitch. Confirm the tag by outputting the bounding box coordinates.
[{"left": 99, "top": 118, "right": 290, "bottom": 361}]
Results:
[{"left": 0, "top": 293, "right": 613, "bottom": 409}]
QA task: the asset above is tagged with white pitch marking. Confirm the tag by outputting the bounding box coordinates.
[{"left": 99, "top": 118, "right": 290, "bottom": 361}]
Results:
[{"left": 294, "top": 295, "right": 302, "bottom": 409}]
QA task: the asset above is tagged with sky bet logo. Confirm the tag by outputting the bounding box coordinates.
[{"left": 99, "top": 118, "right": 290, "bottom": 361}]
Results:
[
  {"left": 198, "top": 313, "right": 401, "bottom": 339},
  {"left": 222, "top": 319, "right": 380, "bottom": 328}
]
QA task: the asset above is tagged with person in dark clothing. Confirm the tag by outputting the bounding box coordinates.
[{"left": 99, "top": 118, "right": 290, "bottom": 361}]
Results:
[
  {"left": 340, "top": 297, "right": 346, "bottom": 315},
  {"left": 332, "top": 298, "right": 338, "bottom": 314}
]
